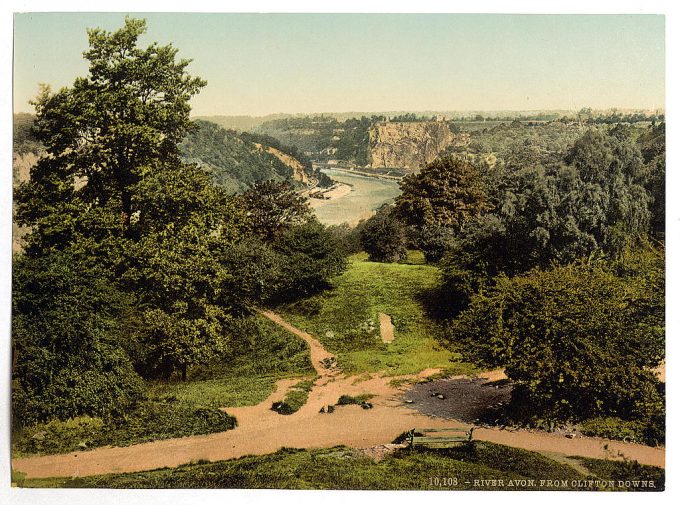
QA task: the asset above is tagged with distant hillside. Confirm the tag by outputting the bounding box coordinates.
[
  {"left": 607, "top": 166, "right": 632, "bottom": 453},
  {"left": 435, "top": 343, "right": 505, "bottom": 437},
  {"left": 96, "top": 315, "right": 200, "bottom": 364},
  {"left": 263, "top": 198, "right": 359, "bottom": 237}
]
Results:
[
  {"left": 255, "top": 115, "right": 380, "bottom": 167},
  {"left": 180, "top": 120, "right": 324, "bottom": 194},
  {"left": 192, "top": 114, "right": 294, "bottom": 132}
]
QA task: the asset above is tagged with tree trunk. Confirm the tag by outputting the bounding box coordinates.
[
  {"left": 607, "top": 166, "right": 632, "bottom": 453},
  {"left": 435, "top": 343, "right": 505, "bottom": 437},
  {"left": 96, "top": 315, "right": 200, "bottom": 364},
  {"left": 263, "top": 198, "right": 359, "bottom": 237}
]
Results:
[{"left": 181, "top": 362, "right": 187, "bottom": 382}]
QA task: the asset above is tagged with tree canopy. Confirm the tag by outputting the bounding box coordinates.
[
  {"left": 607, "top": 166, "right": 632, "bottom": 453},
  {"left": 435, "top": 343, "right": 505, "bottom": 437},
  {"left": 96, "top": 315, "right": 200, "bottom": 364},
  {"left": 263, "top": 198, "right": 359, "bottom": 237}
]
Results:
[
  {"left": 13, "top": 18, "right": 248, "bottom": 392},
  {"left": 394, "top": 155, "right": 491, "bottom": 231},
  {"left": 449, "top": 248, "right": 664, "bottom": 434}
]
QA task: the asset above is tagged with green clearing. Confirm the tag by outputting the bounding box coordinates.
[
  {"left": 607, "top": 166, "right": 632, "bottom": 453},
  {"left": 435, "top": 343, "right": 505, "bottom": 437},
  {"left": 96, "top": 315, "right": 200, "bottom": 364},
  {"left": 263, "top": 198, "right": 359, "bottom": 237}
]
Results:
[
  {"left": 12, "top": 314, "right": 314, "bottom": 457},
  {"left": 281, "top": 253, "right": 477, "bottom": 376},
  {"left": 19, "top": 442, "right": 663, "bottom": 491}
]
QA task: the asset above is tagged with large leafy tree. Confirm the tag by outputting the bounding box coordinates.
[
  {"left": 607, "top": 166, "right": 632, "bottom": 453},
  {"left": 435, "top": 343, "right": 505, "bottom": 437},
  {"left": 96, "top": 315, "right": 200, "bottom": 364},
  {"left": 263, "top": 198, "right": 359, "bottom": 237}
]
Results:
[
  {"left": 236, "top": 180, "right": 313, "bottom": 241},
  {"left": 14, "top": 18, "right": 246, "bottom": 383},
  {"left": 440, "top": 127, "right": 653, "bottom": 307},
  {"left": 394, "top": 155, "right": 491, "bottom": 231},
  {"left": 17, "top": 17, "right": 207, "bottom": 253},
  {"left": 359, "top": 204, "right": 408, "bottom": 263}
]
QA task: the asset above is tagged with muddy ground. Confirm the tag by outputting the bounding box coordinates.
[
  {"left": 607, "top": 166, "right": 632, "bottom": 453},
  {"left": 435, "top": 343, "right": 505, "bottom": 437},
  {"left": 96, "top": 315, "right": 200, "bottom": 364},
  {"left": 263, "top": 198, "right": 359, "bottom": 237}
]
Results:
[{"left": 403, "top": 377, "right": 513, "bottom": 423}]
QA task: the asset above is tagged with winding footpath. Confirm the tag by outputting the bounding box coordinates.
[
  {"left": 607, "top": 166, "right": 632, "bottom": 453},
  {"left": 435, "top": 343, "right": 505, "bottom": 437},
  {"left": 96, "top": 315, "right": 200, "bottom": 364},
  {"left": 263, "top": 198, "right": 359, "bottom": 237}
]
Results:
[{"left": 12, "top": 311, "right": 665, "bottom": 479}]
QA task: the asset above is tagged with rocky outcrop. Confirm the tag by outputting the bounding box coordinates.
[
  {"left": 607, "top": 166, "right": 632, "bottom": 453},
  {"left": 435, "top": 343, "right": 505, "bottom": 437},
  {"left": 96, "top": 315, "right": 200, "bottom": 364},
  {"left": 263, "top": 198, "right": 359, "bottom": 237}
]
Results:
[
  {"left": 368, "top": 121, "right": 469, "bottom": 171},
  {"left": 256, "top": 144, "right": 310, "bottom": 184}
]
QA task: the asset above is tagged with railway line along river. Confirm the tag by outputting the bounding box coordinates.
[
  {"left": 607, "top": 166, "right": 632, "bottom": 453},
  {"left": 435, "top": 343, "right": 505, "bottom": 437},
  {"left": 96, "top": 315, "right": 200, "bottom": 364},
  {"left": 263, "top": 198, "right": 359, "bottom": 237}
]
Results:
[{"left": 309, "top": 168, "right": 402, "bottom": 226}]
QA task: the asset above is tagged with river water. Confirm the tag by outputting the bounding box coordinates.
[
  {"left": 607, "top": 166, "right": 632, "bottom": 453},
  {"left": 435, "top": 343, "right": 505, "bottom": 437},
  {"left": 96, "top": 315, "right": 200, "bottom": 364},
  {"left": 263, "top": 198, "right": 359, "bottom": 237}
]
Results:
[{"left": 310, "top": 168, "right": 402, "bottom": 226}]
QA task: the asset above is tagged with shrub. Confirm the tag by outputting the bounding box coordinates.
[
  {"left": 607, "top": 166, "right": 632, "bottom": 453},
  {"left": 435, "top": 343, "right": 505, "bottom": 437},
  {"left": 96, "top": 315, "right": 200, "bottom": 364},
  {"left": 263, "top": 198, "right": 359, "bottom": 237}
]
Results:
[
  {"left": 449, "top": 252, "right": 664, "bottom": 428},
  {"left": 359, "top": 205, "right": 407, "bottom": 263},
  {"left": 13, "top": 401, "right": 237, "bottom": 456},
  {"left": 12, "top": 251, "right": 144, "bottom": 426},
  {"left": 336, "top": 394, "right": 375, "bottom": 406},
  {"left": 271, "top": 378, "right": 316, "bottom": 415}
]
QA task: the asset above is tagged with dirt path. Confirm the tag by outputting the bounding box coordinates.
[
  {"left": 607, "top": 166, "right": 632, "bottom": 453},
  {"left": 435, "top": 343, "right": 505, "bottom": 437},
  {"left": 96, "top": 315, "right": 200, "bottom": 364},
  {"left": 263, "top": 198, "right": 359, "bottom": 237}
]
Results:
[
  {"left": 378, "top": 313, "right": 395, "bottom": 343},
  {"left": 12, "top": 314, "right": 665, "bottom": 479},
  {"left": 259, "top": 310, "right": 339, "bottom": 380}
]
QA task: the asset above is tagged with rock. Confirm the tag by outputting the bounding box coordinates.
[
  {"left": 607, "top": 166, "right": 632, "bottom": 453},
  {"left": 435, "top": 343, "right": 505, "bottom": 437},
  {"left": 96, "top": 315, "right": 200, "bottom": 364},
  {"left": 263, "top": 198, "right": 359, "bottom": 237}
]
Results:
[
  {"left": 437, "top": 394, "right": 445, "bottom": 400},
  {"left": 361, "top": 402, "right": 373, "bottom": 410},
  {"left": 319, "top": 405, "right": 335, "bottom": 414},
  {"left": 368, "top": 120, "right": 470, "bottom": 171},
  {"left": 404, "top": 399, "right": 414, "bottom": 404},
  {"left": 566, "top": 433, "right": 576, "bottom": 439}
]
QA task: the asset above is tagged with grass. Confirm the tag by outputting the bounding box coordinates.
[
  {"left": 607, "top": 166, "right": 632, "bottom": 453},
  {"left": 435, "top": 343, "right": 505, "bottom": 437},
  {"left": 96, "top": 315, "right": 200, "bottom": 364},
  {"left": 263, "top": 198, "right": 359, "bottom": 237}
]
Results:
[
  {"left": 13, "top": 314, "right": 314, "bottom": 457},
  {"left": 13, "top": 403, "right": 236, "bottom": 458},
  {"left": 272, "top": 377, "right": 317, "bottom": 415},
  {"left": 336, "top": 393, "right": 375, "bottom": 406},
  {"left": 281, "top": 253, "right": 477, "bottom": 376},
  {"left": 19, "top": 442, "right": 664, "bottom": 491},
  {"left": 570, "top": 456, "right": 664, "bottom": 485}
]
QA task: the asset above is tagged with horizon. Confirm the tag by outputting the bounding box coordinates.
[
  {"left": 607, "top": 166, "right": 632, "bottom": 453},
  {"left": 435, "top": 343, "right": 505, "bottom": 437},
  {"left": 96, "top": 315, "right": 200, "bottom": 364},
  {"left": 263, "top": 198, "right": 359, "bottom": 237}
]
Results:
[{"left": 14, "top": 13, "right": 665, "bottom": 116}]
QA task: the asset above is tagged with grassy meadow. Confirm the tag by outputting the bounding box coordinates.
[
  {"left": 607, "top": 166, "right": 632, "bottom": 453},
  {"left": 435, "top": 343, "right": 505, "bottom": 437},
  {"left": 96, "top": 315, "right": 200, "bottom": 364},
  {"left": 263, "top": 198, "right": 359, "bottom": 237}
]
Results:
[{"left": 281, "top": 252, "right": 477, "bottom": 376}]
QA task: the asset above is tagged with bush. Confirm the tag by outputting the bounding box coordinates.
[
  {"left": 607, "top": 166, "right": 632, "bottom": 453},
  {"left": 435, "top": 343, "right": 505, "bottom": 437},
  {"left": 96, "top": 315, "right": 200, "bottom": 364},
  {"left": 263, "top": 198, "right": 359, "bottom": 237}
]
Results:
[
  {"left": 359, "top": 205, "right": 407, "bottom": 263},
  {"left": 271, "top": 378, "right": 316, "bottom": 415},
  {"left": 336, "top": 394, "right": 375, "bottom": 406},
  {"left": 580, "top": 417, "right": 646, "bottom": 442},
  {"left": 271, "top": 220, "right": 348, "bottom": 302},
  {"left": 327, "top": 223, "right": 362, "bottom": 256},
  {"left": 12, "top": 251, "right": 144, "bottom": 426},
  {"left": 449, "top": 251, "right": 664, "bottom": 427},
  {"left": 13, "top": 400, "right": 237, "bottom": 456},
  {"left": 14, "top": 416, "right": 105, "bottom": 455},
  {"left": 412, "top": 224, "right": 456, "bottom": 263}
]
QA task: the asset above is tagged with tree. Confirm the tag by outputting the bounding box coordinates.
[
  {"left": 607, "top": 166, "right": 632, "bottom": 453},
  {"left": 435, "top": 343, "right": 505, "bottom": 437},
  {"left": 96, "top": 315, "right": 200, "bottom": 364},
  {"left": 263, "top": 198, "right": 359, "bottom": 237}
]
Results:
[
  {"left": 237, "top": 180, "right": 313, "bottom": 241},
  {"left": 636, "top": 123, "right": 665, "bottom": 237},
  {"left": 412, "top": 224, "right": 456, "bottom": 263},
  {"left": 359, "top": 205, "right": 407, "bottom": 263},
  {"left": 12, "top": 251, "right": 144, "bottom": 426},
  {"left": 440, "top": 128, "right": 654, "bottom": 311},
  {"left": 14, "top": 18, "right": 248, "bottom": 383},
  {"left": 16, "top": 17, "right": 207, "bottom": 254},
  {"left": 270, "top": 220, "right": 348, "bottom": 302},
  {"left": 394, "top": 155, "right": 491, "bottom": 231},
  {"left": 449, "top": 249, "right": 664, "bottom": 428}
]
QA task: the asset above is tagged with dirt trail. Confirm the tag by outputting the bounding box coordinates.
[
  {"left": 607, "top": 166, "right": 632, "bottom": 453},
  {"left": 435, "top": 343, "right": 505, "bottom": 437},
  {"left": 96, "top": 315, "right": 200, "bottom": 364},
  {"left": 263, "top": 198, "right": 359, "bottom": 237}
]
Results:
[
  {"left": 378, "top": 313, "right": 395, "bottom": 343},
  {"left": 13, "top": 314, "right": 665, "bottom": 479},
  {"left": 259, "top": 310, "right": 336, "bottom": 377}
]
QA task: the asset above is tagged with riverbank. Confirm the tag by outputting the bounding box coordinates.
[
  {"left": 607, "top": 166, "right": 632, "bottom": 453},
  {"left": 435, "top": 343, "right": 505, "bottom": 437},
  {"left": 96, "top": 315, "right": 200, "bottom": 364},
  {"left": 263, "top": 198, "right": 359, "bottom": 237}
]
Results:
[
  {"left": 307, "top": 182, "right": 353, "bottom": 207},
  {"left": 308, "top": 168, "right": 401, "bottom": 226}
]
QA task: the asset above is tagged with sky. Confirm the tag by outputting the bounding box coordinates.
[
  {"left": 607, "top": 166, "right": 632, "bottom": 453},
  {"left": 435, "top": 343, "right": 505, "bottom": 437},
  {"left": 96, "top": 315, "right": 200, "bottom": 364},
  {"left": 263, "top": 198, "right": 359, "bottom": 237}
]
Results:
[{"left": 13, "top": 12, "right": 666, "bottom": 117}]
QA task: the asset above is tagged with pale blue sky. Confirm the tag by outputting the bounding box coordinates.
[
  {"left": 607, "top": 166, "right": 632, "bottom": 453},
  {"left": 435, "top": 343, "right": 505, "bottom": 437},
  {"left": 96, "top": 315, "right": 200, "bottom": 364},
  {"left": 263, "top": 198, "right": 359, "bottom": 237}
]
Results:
[{"left": 13, "top": 13, "right": 665, "bottom": 115}]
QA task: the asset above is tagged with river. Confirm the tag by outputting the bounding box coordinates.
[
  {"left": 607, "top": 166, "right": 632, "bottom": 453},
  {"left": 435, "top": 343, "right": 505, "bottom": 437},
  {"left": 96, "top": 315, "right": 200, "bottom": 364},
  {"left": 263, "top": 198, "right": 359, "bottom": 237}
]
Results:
[{"left": 309, "top": 168, "right": 402, "bottom": 226}]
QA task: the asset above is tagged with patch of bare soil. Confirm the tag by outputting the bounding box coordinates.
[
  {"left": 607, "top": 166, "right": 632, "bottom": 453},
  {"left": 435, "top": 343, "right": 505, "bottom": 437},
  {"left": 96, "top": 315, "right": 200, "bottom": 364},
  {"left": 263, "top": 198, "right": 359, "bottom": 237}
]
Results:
[
  {"left": 378, "top": 313, "right": 395, "bottom": 343},
  {"left": 356, "top": 443, "right": 409, "bottom": 461},
  {"left": 403, "top": 377, "right": 513, "bottom": 423}
]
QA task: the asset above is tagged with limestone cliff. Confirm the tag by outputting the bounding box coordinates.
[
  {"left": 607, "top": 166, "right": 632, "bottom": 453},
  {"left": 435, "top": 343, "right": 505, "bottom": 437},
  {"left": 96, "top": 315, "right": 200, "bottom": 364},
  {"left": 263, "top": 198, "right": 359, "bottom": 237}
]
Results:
[
  {"left": 256, "top": 144, "right": 310, "bottom": 184},
  {"left": 368, "top": 121, "right": 469, "bottom": 171}
]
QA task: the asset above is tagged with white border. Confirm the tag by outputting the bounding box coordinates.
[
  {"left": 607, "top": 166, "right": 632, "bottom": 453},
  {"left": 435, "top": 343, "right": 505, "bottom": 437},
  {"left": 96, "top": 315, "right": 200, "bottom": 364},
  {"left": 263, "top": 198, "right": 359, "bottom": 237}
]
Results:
[{"left": 1, "top": 2, "right": 677, "bottom": 505}]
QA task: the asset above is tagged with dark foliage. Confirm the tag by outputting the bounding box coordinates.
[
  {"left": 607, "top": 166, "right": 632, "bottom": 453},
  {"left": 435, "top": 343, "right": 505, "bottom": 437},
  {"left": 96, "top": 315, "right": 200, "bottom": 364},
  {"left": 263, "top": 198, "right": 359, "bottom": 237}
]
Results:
[
  {"left": 359, "top": 204, "right": 408, "bottom": 263},
  {"left": 448, "top": 249, "right": 664, "bottom": 433}
]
